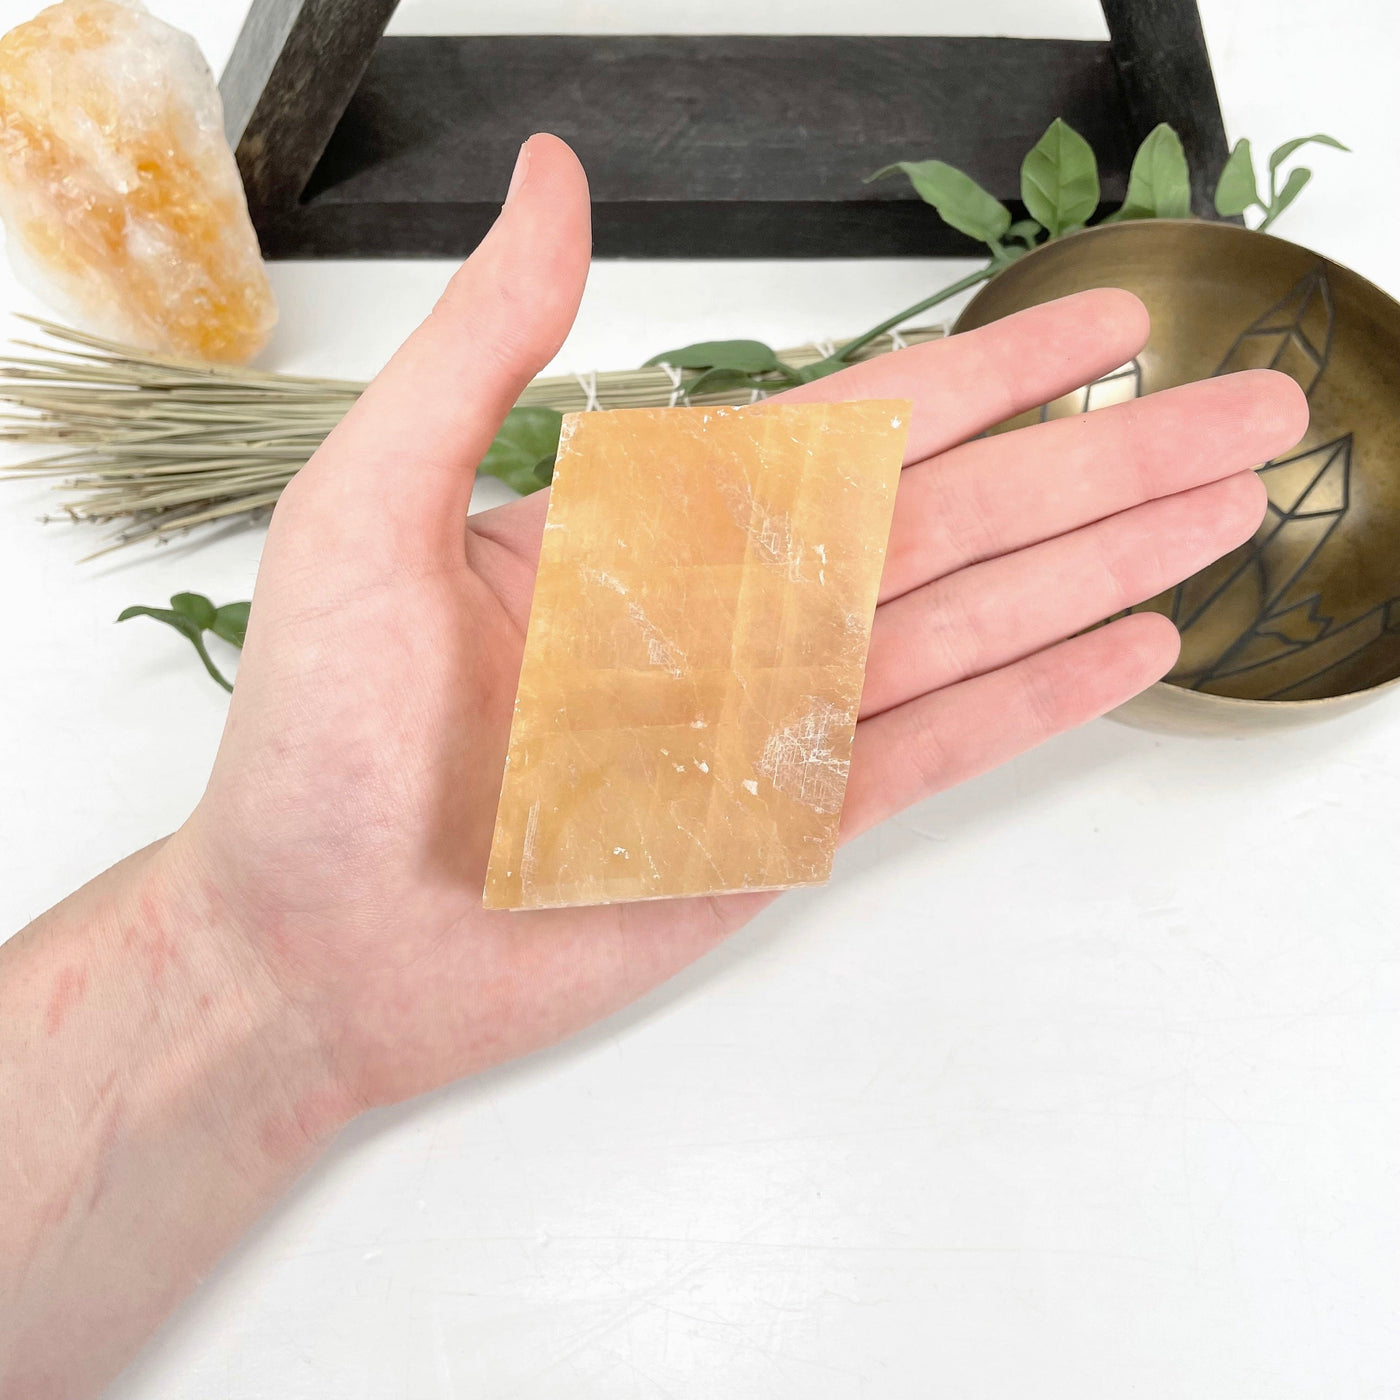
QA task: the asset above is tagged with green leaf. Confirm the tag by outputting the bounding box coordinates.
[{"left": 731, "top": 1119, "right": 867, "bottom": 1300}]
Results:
[
  {"left": 211, "top": 601, "right": 250, "bottom": 648},
  {"left": 480, "top": 406, "right": 563, "bottom": 495},
  {"left": 1214, "top": 138, "right": 1260, "bottom": 216},
  {"left": 1006, "top": 218, "right": 1043, "bottom": 248},
  {"left": 866, "top": 160, "right": 1011, "bottom": 246},
  {"left": 1260, "top": 166, "right": 1313, "bottom": 230},
  {"left": 117, "top": 605, "right": 232, "bottom": 692},
  {"left": 1268, "top": 133, "right": 1349, "bottom": 179},
  {"left": 1019, "top": 119, "right": 1099, "bottom": 238},
  {"left": 789, "top": 357, "right": 845, "bottom": 385},
  {"left": 683, "top": 366, "right": 767, "bottom": 398},
  {"left": 169, "top": 591, "right": 216, "bottom": 630},
  {"left": 644, "top": 339, "right": 780, "bottom": 374},
  {"left": 1110, "top": 123, "right": 1192, "bottom": 220}
]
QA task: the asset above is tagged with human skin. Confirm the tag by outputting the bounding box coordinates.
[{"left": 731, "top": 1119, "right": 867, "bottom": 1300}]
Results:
[{"left": 0, "top": 135, "right": 1308, "bottom": 1397}]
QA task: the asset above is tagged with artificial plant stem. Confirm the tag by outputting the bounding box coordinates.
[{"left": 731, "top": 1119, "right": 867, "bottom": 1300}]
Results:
[{"left": 837, "top": 262, "right": 996, "bottom": 362}]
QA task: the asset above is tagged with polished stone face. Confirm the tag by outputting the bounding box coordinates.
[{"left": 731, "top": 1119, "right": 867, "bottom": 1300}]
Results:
[
  {"left": 0, "top": 0, "right": 276, "bottom": 363},
  {"left": 485, "top": 401, "right": 910, "bottom": 910}
]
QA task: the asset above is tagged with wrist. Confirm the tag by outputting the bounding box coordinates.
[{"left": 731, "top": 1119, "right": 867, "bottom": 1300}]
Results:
[
  {"left": 138, "top": 830, "right": 363, "bottom": 1154},
  {"left": 0, "top": 836, "right": 357, "bottom": 1395}
]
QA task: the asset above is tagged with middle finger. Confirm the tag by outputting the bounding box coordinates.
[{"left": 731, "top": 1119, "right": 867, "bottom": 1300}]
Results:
[{"left": 880, "top": 367, "right": 1308, "bottom": 603}]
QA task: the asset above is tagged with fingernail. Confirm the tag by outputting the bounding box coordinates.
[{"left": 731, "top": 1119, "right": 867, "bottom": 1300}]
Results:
[{"left": 504, "top": 140, "right": 530, "bottom": 207}]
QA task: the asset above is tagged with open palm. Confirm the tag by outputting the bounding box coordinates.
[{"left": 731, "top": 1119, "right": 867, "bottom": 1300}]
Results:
[{"left": 172, "top": 136, "right": 1306, "bottom": 1112}]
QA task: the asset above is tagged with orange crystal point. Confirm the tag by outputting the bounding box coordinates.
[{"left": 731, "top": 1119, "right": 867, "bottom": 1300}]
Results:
[
  {"left": 0, "top": 0, "right": 276, "bottom": 363},
  {"left": 484, "top": 401, "right": 912, "bottom": 910}
]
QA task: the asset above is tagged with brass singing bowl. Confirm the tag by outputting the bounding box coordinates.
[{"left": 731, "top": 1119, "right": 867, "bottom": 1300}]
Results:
[{"left": 952, "top": 219, "right": 1400, "bottom": 733}]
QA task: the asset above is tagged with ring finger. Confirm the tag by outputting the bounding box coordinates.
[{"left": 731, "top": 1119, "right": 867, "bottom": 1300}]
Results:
[{"left": 861, "top": 470, "right": 1266, "bottom": 718}]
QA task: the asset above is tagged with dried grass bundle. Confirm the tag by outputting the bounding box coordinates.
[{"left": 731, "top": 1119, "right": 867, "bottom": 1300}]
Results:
[{"left": 0, "top": 317, "right": 943, "bottom": 557}]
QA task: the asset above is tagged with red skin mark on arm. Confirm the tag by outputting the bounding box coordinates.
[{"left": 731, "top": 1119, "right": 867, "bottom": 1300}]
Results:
[
  {"left": 142, "top": 929, "right": 182, "bottom": 985},
  {"left": 132, "top": 890, "right": 183, "bottom": 986},
  {"left": 87, "top": 1102, "right": 124, "bottom": 1211},
  {"left": 35, "top": 1079, "right": 126, "bottom": 1229},
  {"left": 118, "top": 896, "right": 184, "bottom": 984},
  {"left": 44, "top": 965, "right": 88, "bottom": 1036}
]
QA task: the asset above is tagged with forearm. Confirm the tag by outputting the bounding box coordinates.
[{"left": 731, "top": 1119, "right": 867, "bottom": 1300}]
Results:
[{"left": 0, "top": 838, "right": 353, "bottom": 1399}]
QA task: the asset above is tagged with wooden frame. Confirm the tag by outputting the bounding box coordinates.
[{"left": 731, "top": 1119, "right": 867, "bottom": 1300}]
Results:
[{"left": 221, "top": 0, "right": 1231, "bottom": 260}]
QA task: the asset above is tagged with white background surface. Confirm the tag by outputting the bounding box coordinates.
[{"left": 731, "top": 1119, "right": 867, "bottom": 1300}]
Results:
[{"left": 2, "top": 1, "right": 1399, "bottom": 1395}]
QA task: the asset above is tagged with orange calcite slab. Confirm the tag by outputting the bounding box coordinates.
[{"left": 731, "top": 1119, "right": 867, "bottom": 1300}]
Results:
[
  {"left": 484, "top": 401, "right": 911, "bottom": 910},
  {"left": 0, "top": 0, "right": 276, "bottom": 363}
]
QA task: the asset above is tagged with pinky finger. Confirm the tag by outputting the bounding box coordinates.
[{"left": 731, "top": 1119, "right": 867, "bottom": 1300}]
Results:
[{"left": 840, "top": 612, "right": 1180, "bottom": 842}]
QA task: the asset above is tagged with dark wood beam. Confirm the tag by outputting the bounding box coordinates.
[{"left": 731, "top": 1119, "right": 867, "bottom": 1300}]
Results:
[
  {"left": 1100, "top": 0, "right": 1232, "bottom": 216},
  {"left": 220, "top": 4, "right": 1233, "bottom": 260},
  {"left": 266, "top": 35, "right": 1136, "bottom": 259},
  {"left": 221, "top": 0, "right": 401, "bottom": 219}
]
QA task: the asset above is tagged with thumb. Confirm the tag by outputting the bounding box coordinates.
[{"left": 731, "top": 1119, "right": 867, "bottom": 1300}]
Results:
[{"left": 293, "top": 133, "right": 592, "bottom": 560}]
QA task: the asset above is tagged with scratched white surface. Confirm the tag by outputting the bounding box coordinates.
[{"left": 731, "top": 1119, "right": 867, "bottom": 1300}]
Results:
[{"left": 2, "top": 1, "right": 1399, "bottom": 1395}]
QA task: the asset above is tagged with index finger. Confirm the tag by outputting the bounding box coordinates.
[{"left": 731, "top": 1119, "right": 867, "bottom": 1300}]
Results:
[
  {"left": 470, "top": 288, "right": 1151, "bottom": 556},
  {"left": 773, "top": 287, "right": 1150, "bottom": 463}
]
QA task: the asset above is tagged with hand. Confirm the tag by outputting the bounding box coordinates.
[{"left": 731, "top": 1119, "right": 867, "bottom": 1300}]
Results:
[
  {"left": 0, "top": 134, "right": 1309, "bottom": 1396},
  {"left": 169, "top": 134, "right": 1307, "bottom": 1116}
]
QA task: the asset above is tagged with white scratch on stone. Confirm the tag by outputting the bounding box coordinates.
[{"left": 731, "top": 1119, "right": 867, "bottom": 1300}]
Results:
[
  {"left": 521, "top": 801, "right": 542, "bottom": 899},
  {"left": 669, "top": 807, "right": 725, "bottom": 879},
  {"left": 757, "top": 697, "right": 849, "bottom": 814},
  {"left": 714, "top": 476, "right": 801, "bottom": 577},
  {"left": 583, "top": 567, "right": 628, "bottom": 596},
  {"left": 619, "top": 598, "right": 685, "bottom": 676}
]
